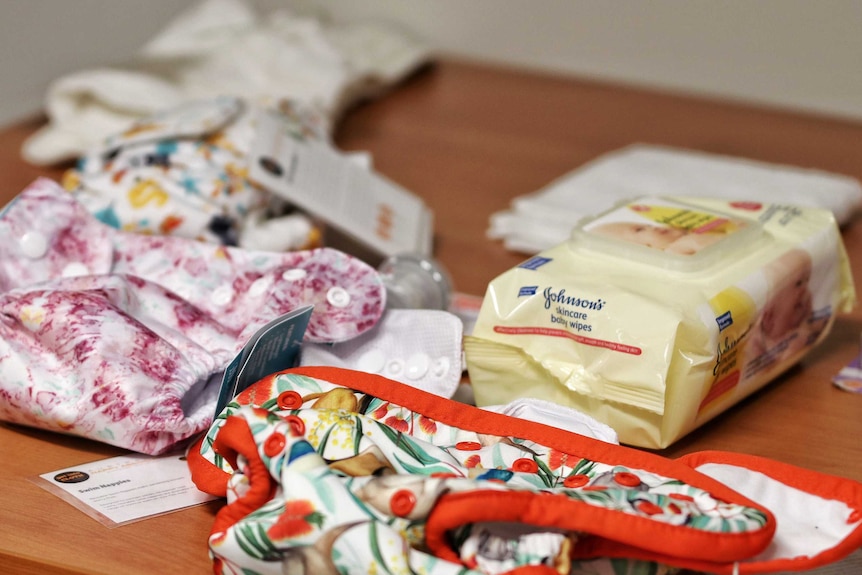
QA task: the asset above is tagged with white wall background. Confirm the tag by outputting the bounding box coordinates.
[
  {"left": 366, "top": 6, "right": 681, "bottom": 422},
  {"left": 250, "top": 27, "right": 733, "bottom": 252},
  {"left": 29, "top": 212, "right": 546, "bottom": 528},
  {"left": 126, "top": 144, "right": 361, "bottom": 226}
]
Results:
[{"left": 2, "top": 0, "right": 862, "bottom": 127}]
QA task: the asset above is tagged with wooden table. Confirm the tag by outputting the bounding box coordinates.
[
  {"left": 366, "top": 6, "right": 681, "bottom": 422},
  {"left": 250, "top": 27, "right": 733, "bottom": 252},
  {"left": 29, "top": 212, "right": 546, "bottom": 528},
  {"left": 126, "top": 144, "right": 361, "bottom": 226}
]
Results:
[{"left": 1, "top": 59, "right": 861, "bottom": 574}]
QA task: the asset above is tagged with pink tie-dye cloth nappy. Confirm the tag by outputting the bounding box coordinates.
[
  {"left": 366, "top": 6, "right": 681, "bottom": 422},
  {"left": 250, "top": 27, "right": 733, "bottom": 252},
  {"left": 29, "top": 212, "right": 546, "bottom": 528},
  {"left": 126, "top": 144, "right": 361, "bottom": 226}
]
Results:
[{"left": 0, "top": 178, "right": 385, "bottom": 455}]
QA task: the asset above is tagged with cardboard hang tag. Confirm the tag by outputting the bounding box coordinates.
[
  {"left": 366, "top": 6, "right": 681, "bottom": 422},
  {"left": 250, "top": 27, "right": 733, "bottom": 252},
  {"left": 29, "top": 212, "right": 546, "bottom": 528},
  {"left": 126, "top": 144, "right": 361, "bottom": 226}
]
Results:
[
  {"left": 214, "top": 305, "right": 313, "bottom": 417},
  {"left": 248, "top": 109, "right": 433, "bottom": 259}
]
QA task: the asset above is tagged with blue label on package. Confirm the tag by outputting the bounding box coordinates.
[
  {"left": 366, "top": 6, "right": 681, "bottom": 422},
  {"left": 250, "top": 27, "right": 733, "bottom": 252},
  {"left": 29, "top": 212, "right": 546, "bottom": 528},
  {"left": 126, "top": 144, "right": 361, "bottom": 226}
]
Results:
[
  {"left": 518, "top": 285, "right": 539, "bottom": 297},
  {"left": 519, "top": 256, "right": 552, "bottom": 270},
  {"left": 214, "top": 305, "right": 313, "bottom": 417},
  {"left": 715, "top": 311, "right": 733, "bottom": 331}
]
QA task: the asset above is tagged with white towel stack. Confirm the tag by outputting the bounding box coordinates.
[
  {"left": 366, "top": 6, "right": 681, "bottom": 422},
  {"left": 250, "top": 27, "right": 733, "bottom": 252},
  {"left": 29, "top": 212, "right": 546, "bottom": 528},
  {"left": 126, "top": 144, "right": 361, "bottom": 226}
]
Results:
[{"left": 488, "top": 144, "right": 862, "bottom": 254}]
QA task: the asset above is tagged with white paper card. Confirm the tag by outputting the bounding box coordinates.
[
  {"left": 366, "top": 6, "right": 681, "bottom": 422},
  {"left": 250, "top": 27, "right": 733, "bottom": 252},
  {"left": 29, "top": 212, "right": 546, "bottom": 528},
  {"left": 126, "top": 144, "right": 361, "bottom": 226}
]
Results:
[
  {"left": 249, "top": 110, "right": 433, "bottom": 258},
  {"left": 33, "top": 453, "right": 218, "bottom": 527}
]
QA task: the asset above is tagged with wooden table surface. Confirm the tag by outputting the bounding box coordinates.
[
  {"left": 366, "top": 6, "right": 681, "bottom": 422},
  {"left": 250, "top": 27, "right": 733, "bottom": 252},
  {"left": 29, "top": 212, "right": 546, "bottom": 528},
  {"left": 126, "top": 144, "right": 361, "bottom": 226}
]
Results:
[{"left": 1, "top": 59, "right": 861, "bottom": 574}]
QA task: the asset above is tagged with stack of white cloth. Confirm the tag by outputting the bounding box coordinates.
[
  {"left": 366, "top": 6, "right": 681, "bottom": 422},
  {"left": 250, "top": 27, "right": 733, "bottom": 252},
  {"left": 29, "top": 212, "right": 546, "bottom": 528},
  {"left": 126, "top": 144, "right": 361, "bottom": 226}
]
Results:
[
  {"left": 488, "top": 144, "right": 862, "bottom": 254},
  {"left": 22, "top": 0, "right": 431, "bottom": 166}
]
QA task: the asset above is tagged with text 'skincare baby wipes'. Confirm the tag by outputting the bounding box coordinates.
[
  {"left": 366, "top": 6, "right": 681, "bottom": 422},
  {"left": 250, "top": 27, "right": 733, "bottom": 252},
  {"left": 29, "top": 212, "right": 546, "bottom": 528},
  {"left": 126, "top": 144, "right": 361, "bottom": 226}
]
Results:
[{"left": 464, "top": 197, "right": 856, "bottom": 449}]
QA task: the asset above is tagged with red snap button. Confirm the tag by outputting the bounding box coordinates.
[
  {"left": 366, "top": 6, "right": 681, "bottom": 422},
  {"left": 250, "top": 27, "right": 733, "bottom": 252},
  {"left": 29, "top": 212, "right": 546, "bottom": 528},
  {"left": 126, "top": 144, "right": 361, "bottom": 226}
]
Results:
[
  {"left": 511, "top": 458, "right": 538, "bottom": 474},
  {"left": 455, "top": 441, "right": 482, "bottom": 451},
  {"left": 263, "top": 432, "right": 286, "bottom": 457},
  {"left": 284, "top": 415, "right": 305, "bottom": 437},
  {"left": 669, "top": 493, "right": 694, "bottom": 502},
  {"left": 636, "top": 500, "right": 664, "bottom": 516},
  {"left": 563, "top": 474, "right": 590, "bottom": 488},
  {"left": 277, "top": 391, "right": 303, "bottom": 410},
  {"left": 390, "top": 489, "right": 417, "bottom": 517},
  {"left": 613, "top": 471, "right": 642, "bottom": 487}
]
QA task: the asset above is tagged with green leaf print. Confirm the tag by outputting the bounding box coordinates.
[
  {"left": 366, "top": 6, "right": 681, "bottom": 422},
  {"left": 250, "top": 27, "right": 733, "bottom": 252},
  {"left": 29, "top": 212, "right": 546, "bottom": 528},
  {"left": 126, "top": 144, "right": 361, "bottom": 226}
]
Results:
[
  {"left": 279, "top": 373, "right": 325, "bottom": 394},
  {"left": 534, "top": 456, "right": 558, "bottom": 488},
  {"left": 393, "top": 453, "right": 456, "bottom": 476},
  {"left": 235, "top": 523, "right": 281, "bottom": 561},
  {"left": 259, "top": 396, "right": 279, "bottom": 411},
  {"left": 368, "top": 521, "right": 390, "bottom": 573},
  {"left": 248, "top": 421, "right": 271, "bottom": 436},
  {"left": 353, "top": 417, "right": 363, "bottom": 453},
  {"left": 317, "top": 422, "right": 336, "bottom": 452},
  {"left": 570, "top": 457, "right": 598, "bottom": 476},
  {"left": 375, "top": 422, "right": 439, "bottom": 465}
]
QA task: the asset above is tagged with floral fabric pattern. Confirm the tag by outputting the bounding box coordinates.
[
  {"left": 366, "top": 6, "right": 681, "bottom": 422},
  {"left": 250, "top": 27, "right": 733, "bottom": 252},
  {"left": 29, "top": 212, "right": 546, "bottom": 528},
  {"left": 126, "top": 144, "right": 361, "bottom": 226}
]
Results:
[
  {"left": 63, "top": 96, "right": 329, "bottom": 250},
  {"left": 0, "top": 181, "right": 385, "bottom": 454},
  {"left": 191, "top": 367, "right": 775, "bottom": 574}
]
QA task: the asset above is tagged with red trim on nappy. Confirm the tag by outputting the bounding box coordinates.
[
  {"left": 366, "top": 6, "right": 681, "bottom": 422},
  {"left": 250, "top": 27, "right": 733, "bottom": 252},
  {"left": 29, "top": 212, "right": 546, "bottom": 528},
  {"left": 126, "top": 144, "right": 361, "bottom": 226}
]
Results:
[
  {"left": 208, "top": 415, "right": 278, "bottom": 537},
  {"left": 425, "top": 489, "right": 773, "bottom": 568},
  {"left": 678, "top": 450, "right": 862, "bottom": 574},
  {"left": 187, "top": 435, "right": 231, "bottom": 497}
]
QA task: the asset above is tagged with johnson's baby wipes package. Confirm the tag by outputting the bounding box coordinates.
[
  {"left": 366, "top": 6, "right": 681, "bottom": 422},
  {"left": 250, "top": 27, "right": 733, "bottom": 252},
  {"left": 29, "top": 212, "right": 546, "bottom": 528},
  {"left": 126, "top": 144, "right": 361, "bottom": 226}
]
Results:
[{"left": 464, "top": 197, "right": 856, "bottom": 448}]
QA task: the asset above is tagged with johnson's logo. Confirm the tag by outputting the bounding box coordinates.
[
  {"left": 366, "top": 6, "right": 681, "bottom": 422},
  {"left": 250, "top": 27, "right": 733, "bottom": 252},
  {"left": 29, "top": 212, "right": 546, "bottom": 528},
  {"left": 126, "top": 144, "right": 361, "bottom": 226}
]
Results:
[
  {"left": 716, "top": 311, "right": 733, "bottom": 331},
  {"left": 518, "top": 286, "right": 538, "bottom": 297}
]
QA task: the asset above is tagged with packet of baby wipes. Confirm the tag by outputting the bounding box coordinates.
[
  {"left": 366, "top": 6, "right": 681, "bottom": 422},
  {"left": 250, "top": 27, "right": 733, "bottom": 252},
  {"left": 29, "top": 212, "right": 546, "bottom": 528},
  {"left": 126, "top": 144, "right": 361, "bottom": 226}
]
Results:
[{"left": 464, "top": 197, "right": 856, "bottom": 448}]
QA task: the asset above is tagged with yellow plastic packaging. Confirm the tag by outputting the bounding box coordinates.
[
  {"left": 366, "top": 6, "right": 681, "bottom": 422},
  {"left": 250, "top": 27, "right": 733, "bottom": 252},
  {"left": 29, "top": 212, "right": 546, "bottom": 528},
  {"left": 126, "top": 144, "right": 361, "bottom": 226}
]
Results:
[{"left": 465, "top": 197, "right": 856, "bottom": 448}]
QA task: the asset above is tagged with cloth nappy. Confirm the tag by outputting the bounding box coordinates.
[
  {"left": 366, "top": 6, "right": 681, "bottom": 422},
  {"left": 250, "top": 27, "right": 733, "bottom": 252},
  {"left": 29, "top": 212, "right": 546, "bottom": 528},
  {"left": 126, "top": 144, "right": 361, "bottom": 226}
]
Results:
[
  {"left": 188, "top": 366, "right": 862, "bottom": 575},
  {"left": 0, "top": 178, "right": 385, "bottom": 455},
  {"left": 22, "top": 0, "right": 432, "bottom": 165},
  {"left": 300, "top": 308, "right": 465, "bottom": 399},
  {"left": 63, "top": 95, "right": 327, "bottom": 252}
]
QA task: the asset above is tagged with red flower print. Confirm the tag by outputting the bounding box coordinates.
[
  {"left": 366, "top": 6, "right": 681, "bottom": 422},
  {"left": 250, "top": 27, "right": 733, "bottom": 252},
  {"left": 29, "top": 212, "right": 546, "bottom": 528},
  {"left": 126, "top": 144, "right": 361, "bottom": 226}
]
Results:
[
  {"left": 159, "top": 214, "right": 183, "bottom": 234},
  {"left": 464, "top": 454, "right": 482, "bottom": 468},
  {"left": 384, "top": 414, "right": 409, "bottom": 432},
  {"left": 234, "top": 376, "right": 275, "bottom": 406},
  {"left": 372, "top": 402, "right": 391, "bottom": 420},
  {"left": 548, "top": 449, "right": 574, "bottom": 471},
  {"left": 417, "top": 415, "right": 437, "bottom": 435},
  {"left": 267, "top": 499, "right": 324, "bottom": 540}
]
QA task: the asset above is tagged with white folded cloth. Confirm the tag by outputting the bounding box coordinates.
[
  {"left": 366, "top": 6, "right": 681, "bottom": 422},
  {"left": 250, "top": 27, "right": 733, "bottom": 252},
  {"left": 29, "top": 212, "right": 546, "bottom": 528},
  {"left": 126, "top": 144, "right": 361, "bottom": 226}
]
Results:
[
  {"left": 488, "top": 144, "right": 862, "bottom": 253},
  {"left": 22, "top": 0, "right": 431, "bottom": 165}
]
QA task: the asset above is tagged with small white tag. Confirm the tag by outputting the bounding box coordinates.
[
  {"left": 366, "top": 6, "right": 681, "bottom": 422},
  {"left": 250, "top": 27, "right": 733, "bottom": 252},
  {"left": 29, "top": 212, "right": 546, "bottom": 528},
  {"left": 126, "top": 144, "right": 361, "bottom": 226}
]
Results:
[
  {"left": 248, "top": 110, "right": 433, "bottom": 258},
  {"left": 33, "top": 453, "right": 218, "bottom": 527}
]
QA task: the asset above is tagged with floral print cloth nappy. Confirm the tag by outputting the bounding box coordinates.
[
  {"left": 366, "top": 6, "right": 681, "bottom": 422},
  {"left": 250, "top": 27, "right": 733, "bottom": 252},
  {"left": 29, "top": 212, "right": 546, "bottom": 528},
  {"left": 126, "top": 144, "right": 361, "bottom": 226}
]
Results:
[
  {"left": 62, "top": 96, "right": 327, "bottom": 251},
  {"left": 190, "top": 366, "right": 862, "bottom": 575},
  {"left": 0, "top": 179, "right": 385, "bottom": 455}
]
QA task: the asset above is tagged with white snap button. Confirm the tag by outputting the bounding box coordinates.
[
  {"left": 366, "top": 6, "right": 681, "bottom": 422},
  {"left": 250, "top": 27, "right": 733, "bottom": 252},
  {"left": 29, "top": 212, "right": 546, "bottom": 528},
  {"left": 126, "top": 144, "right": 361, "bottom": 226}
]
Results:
[
  {"left": 282, "top": 268, "right": 307, "bottom": 281},
  {"left": 387, "top": 359, "right": 404, "bottom": 375},
  {"left": 431, "top": 357, "right": 450, "bottom": 377},
  {"left": 405, "top": 353, "right": 430, "bottom": 380},
  {"left": 20, "top": 232, "right": 48, "bottom": 259},
  {"left": 326, "top": 286, "right": 351, "bottom": 308},
  {"left": 357, "top": 349, "right": 386, "bottom": 374},
  {"left": 248, "top": 277, "right": 270, "bottom": 297},
  {"left": 61, "top": 262, "right": 90, "bottom": 278},
  {"left": 211, "top": 285, "right": 233, "bottom": 306}
]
